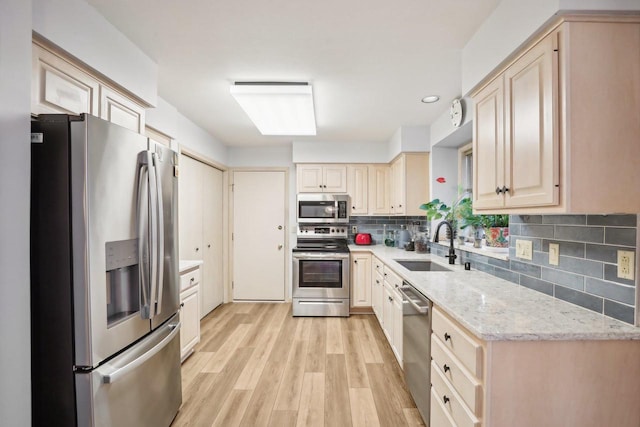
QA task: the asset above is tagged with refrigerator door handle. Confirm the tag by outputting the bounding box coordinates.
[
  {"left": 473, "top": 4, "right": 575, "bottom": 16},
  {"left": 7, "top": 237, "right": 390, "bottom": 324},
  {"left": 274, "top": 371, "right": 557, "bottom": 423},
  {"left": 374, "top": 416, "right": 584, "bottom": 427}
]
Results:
[
  {"left": 137, "top": 152, "right": 152, "bottom": 319},
  {"left": 101, "top": 321, "right": 181, "bottom": 384},
  {"left": 153, "top": 153, "right": 164, "bottom": 315},
  {"left": 147, "top": 152, "right": 159, "bottom": 318}
]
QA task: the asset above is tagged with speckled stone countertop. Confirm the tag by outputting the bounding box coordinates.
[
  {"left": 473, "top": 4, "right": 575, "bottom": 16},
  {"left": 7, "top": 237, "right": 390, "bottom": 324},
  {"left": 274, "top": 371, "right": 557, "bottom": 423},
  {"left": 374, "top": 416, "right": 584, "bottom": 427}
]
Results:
[
  {"left": 349, "top": 244, "right": 640, "bottom": 341},
  {"left": 179, "top": 259, "right": 203, "bottom": 273}
]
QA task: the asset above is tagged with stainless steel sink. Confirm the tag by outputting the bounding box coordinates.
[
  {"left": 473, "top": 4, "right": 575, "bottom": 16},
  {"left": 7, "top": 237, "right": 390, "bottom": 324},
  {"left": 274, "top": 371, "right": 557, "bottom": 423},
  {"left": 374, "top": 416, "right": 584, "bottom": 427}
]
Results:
[{"left": 394, "top": 260, "right": 451, "bottom": 272}]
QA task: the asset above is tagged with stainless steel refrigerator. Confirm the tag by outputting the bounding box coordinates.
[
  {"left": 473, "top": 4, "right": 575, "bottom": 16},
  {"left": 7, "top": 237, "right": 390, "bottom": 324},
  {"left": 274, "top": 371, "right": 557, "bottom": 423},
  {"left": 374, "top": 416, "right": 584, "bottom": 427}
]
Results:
[{"left": 31, "top": 114, "right": 182, "bottom": 427}]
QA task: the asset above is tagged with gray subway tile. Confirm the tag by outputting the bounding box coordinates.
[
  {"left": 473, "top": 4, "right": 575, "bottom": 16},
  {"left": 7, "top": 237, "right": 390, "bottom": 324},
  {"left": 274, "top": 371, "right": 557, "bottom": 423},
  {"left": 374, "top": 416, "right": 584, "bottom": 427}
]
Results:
[
  {"left": 509, "top": 260, "right": 541, "bottom": 278},
  {"left": 520, "top": 276, "right": 554, "bottom": 296},
  {"left": 605, "top": 228, "right": 637, "bottom": 247},
  {"left": 493, "top": 267, "right": 520, "bottom": 284},
  {"left": 603, "top": 264, "right": 636, "bottom": 287},
  {"left": 532, "top": 251, "right": 547, "bottom": 266},
  {"left": 510, "top": 215, "right": 542, "bottom": 224},
  {"left": 554, "top": 285, "right": 603, "bottom": 314},
  {"left": 587, "top": 214, "right": 637, "bottom": 227},
  {"left": 488, "top": 257, "right": 510, "bottom": 269},
  {"left": 542, "top": 240, "right": 585, "bottom": 257},
  {"left": 586, "top": 244, "right": 633, "bottom": 264},
  {"left": 541, "top": 267, "right": 585, "bottom": 291},
  {"left": 519, "top": 224, "right": 555, "bottom": 238},
  {"left": 604, "top": 300, "right": 635, "bottom": 325},
  {"left": 542, "top": 215, "right": 586, "bottom": 225},
  {"left": 556, "top": 256, "right": 603, "bottom": 279},
  {"left": 585, "top": 277, "right": 635, "bottom": 305},
  {"left": 554, "top": 225, "right": 604, "bottom": 244},
  {"left": 474, "top": 262, "right": 495, "bottom": 275},
  {"left": 508, "top": 224, "right": 522, "bottom": 236}
]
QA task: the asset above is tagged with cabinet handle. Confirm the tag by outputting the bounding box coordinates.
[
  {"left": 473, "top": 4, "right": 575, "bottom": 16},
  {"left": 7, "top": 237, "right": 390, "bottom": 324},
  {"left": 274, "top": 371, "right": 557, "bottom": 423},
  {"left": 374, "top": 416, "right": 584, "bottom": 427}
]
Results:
[
  {"left": 443, "top": 364, "right": 450, "bottom": 373},
  {"left": 388, "top": 296, "right": 393, "bottom": 302},
  {"left": 195, "top": 247, "right": 199, "bottom": 252},
  {"left": 323, "top": 185, "right": 327, "bottom": 188},
  {"left": 180, "top": 302, "right": 185, "bottom": 308},
  {"left": 190, "top": 277, "right": 195, "bottom": 282},
  {"left": 207, "top": 244, "right": 211, "bottom": 248},
  {"left": 352, "top": 206, "right": 356, "bottom": 210},
  {"left": 278, "top": 225, "right": 283, "bottom": 230},
  {"left": 443, "top": 395, "right": 450, "bottom": 404},
  {"left": 354, "top": 259, "right": 358, "bottom": 264},
  {"left": 502, "top": 186, "right": 510, "bottom": 193},
  {"left": 495, "top": 186, "right": 502, "bottom": 195},
  {"left": 444, "top": 332, "right": 451, "bottom": 341},
  {"left": 399, "top": 204, "right": 402, "bottom": 208},
  {"left": 319, "top": 185, "right": 323, "bottom": 188},
  {"left": 278, "top": 244, "right": 283, "bottom": 250},
  {"left": 376, "top": 280, "right": 380, "bottom": 284}
]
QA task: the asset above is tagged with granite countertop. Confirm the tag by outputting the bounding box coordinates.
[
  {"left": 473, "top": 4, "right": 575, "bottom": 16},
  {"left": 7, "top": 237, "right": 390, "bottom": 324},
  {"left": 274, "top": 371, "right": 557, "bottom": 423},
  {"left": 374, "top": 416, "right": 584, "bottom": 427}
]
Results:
[
  {"left": 349, "top": 244, "right": 640, "bottom": 341},
  {"left": 179, "top": 259, "right": 203, "bottom": 273}
]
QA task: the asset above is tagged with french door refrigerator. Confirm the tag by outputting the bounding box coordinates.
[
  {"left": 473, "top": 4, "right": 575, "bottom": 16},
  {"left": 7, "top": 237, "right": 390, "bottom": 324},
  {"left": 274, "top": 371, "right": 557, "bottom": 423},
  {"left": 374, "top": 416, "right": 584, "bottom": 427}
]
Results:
[{"left": 31, "top": 114, "right": 182, "bottom": 427}]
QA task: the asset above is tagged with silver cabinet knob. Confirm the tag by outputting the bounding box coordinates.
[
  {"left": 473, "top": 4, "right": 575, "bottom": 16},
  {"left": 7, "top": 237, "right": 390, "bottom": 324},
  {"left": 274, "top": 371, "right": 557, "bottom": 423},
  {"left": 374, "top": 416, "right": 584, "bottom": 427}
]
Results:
[
  {"left": 278, "top": 225, "right": 283, "bottom": 230},
  {"left": 278, "top": 244, "right": 283, "bottom": 250}
]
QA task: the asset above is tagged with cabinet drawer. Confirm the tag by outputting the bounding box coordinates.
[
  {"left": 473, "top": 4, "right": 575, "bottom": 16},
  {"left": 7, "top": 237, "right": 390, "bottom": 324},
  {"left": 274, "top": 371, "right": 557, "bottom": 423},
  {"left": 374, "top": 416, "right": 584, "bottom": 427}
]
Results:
[
  {"left": 383, "top": 266, "right": 402, "bottom": 289},
  {"left": 431, "top": 334, "right": 483, "bottom": 414},
  {"left": 180, "top": 267, "right": 201, "bottom": 291},
  {"left": 432, "top": 306, "right": 483, "bottom": 378},
  {"left": 430, "top": 387, "right": 457, "bottom": 427},
  {"left": 431, "top": 361, "right": 481, "bottom": 427}
]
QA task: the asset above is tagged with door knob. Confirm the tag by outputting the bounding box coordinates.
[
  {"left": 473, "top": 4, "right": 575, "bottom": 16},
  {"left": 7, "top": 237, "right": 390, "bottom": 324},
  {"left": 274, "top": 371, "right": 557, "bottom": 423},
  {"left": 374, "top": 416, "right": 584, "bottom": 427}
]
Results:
[{"left": 278, "top": 244, "right": 283, "bottom": 250}]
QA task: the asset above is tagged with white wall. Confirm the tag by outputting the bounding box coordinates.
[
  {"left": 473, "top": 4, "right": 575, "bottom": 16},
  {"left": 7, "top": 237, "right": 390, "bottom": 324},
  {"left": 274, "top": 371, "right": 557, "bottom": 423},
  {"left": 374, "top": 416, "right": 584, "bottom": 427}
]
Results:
[
  {"left": 0, "top": 0, "right": 32, "bottom": 424},
  {"left": 292, "top": 140, "right": 389, "bottom": 163},
  {"left": 176, "top": 112, "right": 228, "bottom": 166},
  {"left": 146, "top": 97, "right": 178, "bottom": 138},
  {"left": 399, "top": 126, "right": 430, "bottom": 152},
  {"left": 461, "top": 0, "right": 640, "bottom": 95},
  {"left": 32, "top": 0, "right": 158, "bottom": 106}
]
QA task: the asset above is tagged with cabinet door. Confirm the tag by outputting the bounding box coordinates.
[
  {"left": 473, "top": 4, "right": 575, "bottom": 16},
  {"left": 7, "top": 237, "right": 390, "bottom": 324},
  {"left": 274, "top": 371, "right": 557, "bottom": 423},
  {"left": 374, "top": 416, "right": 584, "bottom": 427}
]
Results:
[
  {"left": 323, "top": 165, "right": 347, "bottom": 193},
  {"left": 179, "top": 286, "right": 200, "bottom": 361},
  {"left": 369, "top": 165, "right": 391, "bottom": 215},
  {"left": 347, "top": 165, "right": 369, "bottom": 215},
  {"left": 382, "top": 284, "right": 394, "bottom": 343},
  {"left": 391, "top": 156, "right": 406, "bottom": 215},
  {"left": 504, "top": 34, "right": 558, "bottom": 208},
  {"left": 297, "top": 165, "right": 323, "bottom": 192},
  {"left": 393, "top": 290, "right": 403, "bottom": 364},
  {"left": 372, "top": 271, "right": 383, "bottom": 322},
  {"left": 32, "top": 43, "right": 99, "bottom": 116},
  {"left": 202, "top": 165, "right": 224, "bottom": 316},
  {"left": 351, "top": 253, "right": 372, "bottom": 307},
  {"left": 473, "top": 76, "right": 506, "bottom": 209},
  {"left": 179, "top": 155, "right": 204, "bottom": 262},
  {"left": 100, "top": 86, "right": 145, "bottom": 133}
]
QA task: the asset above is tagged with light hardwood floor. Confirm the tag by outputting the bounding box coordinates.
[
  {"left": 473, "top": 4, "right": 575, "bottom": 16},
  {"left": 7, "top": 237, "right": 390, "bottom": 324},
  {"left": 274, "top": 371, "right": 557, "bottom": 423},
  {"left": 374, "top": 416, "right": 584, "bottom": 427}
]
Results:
[{"left": 172, "top": 302, "right": 425, "bottom": 427}]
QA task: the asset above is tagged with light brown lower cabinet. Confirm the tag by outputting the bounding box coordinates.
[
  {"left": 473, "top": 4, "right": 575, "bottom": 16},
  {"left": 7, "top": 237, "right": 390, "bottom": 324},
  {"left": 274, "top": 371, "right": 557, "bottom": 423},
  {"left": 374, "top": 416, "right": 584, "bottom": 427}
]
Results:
[{"left": 431, "top": 305, "right": 640, "bottom": 427}]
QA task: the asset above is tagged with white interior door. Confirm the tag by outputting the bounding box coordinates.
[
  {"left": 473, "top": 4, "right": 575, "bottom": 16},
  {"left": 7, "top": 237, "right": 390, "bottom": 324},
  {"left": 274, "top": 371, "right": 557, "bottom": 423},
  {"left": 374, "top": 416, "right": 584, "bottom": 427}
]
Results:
[
  {"left": 232, "top": 171, "right": 286, "bottom": 301},
  {"left": 202, "top": 165, "right": 224, "bottom": 313}
]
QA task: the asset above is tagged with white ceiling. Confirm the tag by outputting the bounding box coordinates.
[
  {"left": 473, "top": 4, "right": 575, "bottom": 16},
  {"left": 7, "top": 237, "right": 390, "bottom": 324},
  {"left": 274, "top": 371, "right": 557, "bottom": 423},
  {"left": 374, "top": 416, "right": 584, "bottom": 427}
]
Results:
[{"left": 85, "top": 0, "right": 500, "bottom": 147}]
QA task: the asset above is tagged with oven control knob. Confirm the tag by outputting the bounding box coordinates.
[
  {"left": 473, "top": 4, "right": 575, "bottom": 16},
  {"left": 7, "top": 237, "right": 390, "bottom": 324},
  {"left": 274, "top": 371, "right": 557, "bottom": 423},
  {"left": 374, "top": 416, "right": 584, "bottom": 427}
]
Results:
[{"left": 331, "top": 228, "right": 335, "bottom": 232}]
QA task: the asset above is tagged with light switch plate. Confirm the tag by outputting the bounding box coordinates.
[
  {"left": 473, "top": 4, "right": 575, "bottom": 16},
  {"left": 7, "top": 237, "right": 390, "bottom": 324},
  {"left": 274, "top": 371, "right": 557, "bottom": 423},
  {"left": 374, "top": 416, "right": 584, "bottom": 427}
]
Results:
[
  {"left": 617, "top": 250, "right": 635, "bottom": 280},
  {"left": 549, "top": 243, "right": 559, "bottom": 266},
  {"left": 516, "top": 239, "right": 533, "bottom": 261}
]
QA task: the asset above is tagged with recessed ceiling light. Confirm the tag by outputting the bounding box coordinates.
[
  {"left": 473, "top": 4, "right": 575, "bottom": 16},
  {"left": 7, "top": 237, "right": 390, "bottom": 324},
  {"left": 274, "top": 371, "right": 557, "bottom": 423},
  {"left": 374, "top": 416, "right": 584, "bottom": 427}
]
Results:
[
  {"left": 421, "top": 95, "right": 440, "bottom": 103},
  {"left": 230, "top": 82, "right": 316, "bottom": 136}
]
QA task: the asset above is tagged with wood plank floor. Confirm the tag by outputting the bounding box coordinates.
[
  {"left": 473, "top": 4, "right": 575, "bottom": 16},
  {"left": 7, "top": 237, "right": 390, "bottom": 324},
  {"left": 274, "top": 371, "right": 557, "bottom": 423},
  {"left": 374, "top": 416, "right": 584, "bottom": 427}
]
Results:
[{"left": 172, "top": 302, "right": 425, "bottom": 427}]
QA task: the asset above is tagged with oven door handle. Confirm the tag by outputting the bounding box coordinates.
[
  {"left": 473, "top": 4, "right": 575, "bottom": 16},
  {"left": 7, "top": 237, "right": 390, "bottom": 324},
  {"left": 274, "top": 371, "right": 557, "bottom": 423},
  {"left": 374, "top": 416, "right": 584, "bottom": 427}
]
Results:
[{"left": 293, "top": 252, "right": 350, "bottom": 260}]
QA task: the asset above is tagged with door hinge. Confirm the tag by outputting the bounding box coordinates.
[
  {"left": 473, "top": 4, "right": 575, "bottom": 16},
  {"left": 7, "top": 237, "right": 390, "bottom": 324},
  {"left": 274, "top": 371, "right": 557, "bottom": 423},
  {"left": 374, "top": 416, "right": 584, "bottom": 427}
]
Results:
[
  {"left": 232, "top": 233, "right": 234, "bottom": 241},
  {"left": 232, "top": 281, "right": 234, "bottom": 289}
]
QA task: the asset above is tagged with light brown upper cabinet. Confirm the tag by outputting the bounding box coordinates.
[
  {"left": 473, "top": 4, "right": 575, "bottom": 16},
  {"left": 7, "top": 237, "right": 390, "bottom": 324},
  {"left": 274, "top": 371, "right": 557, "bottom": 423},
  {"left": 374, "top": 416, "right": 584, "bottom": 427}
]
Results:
[
  {"left": 347, "top": 165, "right": 369, "bottom": 215},
  {"left": 390, "top": 153, "right": 430, "bottom": 216},
  {"left": 368, "top": 164, "right": 391, "bottom": 215},
  {"left": 472, "top": 16, "right": 640, "bottom": 213},
  {"left": 31, "top": 38, "right": 148, "bottom": 134},
  {"left": 297, "top": 164, "right": 347, "bottom": 193}
]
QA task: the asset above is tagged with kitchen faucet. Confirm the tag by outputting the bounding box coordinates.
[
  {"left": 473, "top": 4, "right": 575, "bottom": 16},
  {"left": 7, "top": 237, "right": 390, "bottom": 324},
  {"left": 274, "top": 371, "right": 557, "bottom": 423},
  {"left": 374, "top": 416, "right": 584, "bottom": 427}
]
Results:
[{"left": 433, "top": 220, "right": 457, "bottom": 265}]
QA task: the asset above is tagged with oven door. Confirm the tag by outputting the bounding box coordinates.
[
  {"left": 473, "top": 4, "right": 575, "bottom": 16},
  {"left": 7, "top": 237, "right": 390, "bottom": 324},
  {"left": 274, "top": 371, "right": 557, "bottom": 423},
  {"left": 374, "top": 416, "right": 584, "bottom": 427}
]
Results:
[{"left": 292, "top": 252, "right": 350, "bottom": 299}]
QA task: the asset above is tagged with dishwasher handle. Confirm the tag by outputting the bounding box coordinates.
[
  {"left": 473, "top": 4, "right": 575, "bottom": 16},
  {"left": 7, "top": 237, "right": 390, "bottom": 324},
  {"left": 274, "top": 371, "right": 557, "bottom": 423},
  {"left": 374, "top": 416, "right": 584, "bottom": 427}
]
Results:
[{"left": 398, "top": 286, "right": 429, "bottom": 314}]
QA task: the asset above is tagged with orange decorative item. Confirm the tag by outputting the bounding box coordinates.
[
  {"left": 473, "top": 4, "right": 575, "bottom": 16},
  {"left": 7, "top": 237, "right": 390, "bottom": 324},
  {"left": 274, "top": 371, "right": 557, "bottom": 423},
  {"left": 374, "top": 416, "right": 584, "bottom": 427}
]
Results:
[{"left": 485, "top": 226, "right": 509, "bottom": 248}]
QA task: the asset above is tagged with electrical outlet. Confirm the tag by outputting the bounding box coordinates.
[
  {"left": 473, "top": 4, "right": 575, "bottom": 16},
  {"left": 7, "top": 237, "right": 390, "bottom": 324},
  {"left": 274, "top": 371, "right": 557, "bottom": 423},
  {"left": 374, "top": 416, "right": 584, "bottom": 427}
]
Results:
[
  {"left": 617, "top": 250, "right": 635, "bottom": 280},
  {"left": 351, "top": 226, "right": 358, "bottom": 234},
  {"left": 516, "top": 239, "right": 533, "bottom": 260},
  {"left": 549, "top": 243, "right": 559, "bottom": 266}
]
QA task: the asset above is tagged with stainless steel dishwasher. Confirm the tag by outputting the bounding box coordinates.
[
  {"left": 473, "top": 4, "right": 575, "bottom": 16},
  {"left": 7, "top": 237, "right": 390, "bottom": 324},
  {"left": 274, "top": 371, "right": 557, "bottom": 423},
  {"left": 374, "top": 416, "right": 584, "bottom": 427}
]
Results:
[{"left": 398, "top": 281, "right": 432, "bottom": 425}]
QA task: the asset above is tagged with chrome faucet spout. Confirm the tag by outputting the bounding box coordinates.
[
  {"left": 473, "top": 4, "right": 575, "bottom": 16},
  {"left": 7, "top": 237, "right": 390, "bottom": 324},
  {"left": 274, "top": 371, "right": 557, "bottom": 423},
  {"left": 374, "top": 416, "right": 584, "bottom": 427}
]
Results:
[{"left": 433, "top": 220, "right": 457, "bottom": 265}]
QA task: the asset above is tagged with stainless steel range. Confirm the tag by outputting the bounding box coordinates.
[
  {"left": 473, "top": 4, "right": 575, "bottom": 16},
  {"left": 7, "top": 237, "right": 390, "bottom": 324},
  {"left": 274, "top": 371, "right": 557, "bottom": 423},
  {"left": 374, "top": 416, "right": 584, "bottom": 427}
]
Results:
[{"left": 292, "top": 224, "right": 350, "bottom": 317}]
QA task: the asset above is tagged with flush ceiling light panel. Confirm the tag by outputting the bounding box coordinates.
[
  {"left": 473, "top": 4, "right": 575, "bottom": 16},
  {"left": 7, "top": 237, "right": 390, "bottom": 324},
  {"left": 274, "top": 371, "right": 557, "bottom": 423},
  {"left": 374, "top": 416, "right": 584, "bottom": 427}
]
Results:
[{"left": 230, "top": 82, "right": 317, "bottom": 136}]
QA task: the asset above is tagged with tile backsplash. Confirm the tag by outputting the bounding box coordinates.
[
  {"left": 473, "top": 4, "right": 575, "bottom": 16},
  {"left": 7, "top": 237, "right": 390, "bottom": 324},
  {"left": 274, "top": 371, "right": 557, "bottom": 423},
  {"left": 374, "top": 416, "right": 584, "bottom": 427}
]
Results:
[
  {"left": 348, "top": 216, "right": 427, "bottom": 245},
  {"left": 430, "top": 214, "right": 638, "bottom": 325}
]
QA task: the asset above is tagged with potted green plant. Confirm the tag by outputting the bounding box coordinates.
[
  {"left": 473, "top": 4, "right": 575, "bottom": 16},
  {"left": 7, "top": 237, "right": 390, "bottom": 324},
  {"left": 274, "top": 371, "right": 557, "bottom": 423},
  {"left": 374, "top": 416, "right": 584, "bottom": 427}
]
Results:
[
  {"left": 419, "top": 198, "right": 457, "bottom": 240},
  {"left": 480, "top": 214, "right": 509, "bottom": 248}
]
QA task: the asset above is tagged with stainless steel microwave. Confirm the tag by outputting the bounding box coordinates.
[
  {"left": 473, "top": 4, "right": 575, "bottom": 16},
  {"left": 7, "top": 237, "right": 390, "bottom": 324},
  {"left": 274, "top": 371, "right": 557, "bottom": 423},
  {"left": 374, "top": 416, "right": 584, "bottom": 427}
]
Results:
[{"left": 297, "top": 194, "right": 350, "bottom": 224}]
